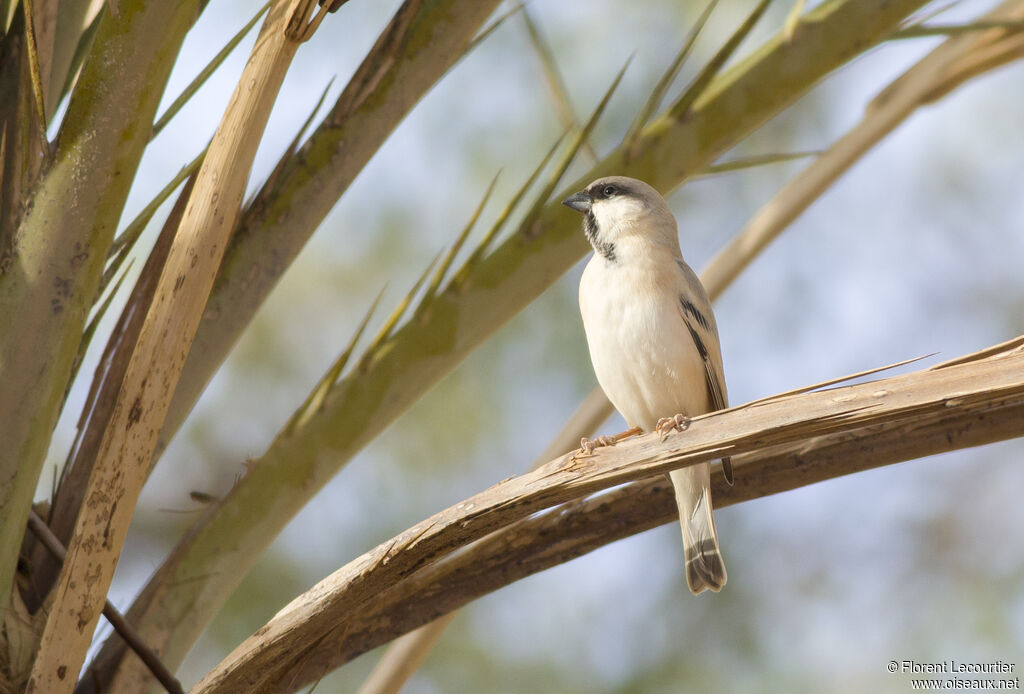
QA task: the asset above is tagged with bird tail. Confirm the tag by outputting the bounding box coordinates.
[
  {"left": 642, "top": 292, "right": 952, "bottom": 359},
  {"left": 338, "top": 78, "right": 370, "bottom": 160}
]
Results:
[{"left": 670, "top": 464, "right": 727, "bottom": 594}]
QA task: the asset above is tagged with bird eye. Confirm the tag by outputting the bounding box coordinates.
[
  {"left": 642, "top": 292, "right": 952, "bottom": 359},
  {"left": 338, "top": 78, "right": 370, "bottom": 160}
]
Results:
[{"left": 602, "top": 185, "right": 616, "bottom": 197}]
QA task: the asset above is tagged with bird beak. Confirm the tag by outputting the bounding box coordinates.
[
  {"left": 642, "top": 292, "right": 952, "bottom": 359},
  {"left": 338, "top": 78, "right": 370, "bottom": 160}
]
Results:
[{"left": 561, "top": 191, "right": 592, "bottom": 213}]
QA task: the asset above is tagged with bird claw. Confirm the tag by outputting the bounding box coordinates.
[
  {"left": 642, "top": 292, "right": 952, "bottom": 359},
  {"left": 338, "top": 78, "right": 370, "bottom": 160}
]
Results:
[
  {"left": 574, "top": 427, "right": 643, "bottom": 458},
  {"left": 578, "top": 434, "right": 618, "bottom": 456},
  {"left": 656, "top": 414, "right": 690, "bottom": 441}
]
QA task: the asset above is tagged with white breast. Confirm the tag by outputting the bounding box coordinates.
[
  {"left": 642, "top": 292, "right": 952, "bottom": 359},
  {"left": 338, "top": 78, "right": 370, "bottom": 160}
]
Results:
[{"left": 579, "top": 255, "right": 710, "bottom": 432}]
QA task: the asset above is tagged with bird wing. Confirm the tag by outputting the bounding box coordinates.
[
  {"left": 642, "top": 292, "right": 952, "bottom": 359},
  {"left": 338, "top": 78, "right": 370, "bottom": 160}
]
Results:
[{"left": 675, "top": 260, "right": 733, "bottom": 484}]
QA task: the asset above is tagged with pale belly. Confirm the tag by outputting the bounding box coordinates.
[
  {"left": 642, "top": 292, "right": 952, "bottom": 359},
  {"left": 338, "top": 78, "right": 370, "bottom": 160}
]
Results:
[{"left": 579, "top": 259, "right": 711, "bottom": 432}]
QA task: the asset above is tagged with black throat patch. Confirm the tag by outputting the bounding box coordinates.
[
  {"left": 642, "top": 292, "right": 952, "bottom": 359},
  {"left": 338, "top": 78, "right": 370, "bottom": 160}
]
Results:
[{"left": 584, "top": 211, "right": 616, "bottom": 263}]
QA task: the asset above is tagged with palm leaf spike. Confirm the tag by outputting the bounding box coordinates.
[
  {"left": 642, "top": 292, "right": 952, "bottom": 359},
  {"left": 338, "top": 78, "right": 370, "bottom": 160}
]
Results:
[
  {"left": 250, "top": 76, "right": 335, "bottom": 208},
  {"left": 419, "top": 169, "right": 501, "bottom": 311},
  {"left": 899, "top": 1, "right": 962, "bottom": 32},
  {"left": 289, "top": 285, "right": 387, "bottom": 433},
  {"left": 623, "top": 0, "right": 719, "bottom": 157},
  {"left": 519, "top": 55, "right": 633, "bottom": 239},
  {"left": 284, "top": 75, "right": 337, "bottom": 161},
  {"left": 3, "top": 2, "right": 16, "bottom": 32},
  {"left": 695, "top": 149, "right": 822, "bottom": 179},
  {"left": 435, "top": 2, "right": 530, "bottom": 88},
  {"left": 103, "top": 144, "right": 208, "bottom": 290},
  {"left": 452, "top": 131, "right": 567, "bottom": 289},
  {"left": 64, "top": 258, "right": 136, "bottom": 407},
  {"left": 520, "top": 2, "right": 597, "bottom": 164},
  {"left": 466, "top": 2, "right": 529, "bottom": 53},
  {"left": 151, "top": 1, "right": 271, "bottom": 139},
  {"left": 669, "top": 0, "right": 774, "bottom": 121},
  {"left": 784, "top": 0, "right": 806, "bottom": 42},
  {"left": 54, "top": 8, "right": 105, "bottom": 112},
  {"left": 22, "top": 0, "right": 49, "bottom": 151},
  {"left": 356, "top": 248, "right": 445, "bottom": 374},
  {"left": 893, "top": 19, "right": 1024, "bottom": 38}
]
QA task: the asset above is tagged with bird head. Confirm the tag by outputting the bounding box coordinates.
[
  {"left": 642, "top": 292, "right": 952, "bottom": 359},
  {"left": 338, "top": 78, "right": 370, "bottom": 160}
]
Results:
[{"left": 562, "top": 176, "right": 679, "bottom": 261}]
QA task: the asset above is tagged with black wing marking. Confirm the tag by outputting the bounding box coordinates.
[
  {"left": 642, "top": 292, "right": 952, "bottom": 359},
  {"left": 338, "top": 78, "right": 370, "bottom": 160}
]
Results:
[
  {"left": 680, "top": 297, "right": 712, "bottom": 333},
  {"left": 679, "top": 296, "right": 734, "bottom": 485}
]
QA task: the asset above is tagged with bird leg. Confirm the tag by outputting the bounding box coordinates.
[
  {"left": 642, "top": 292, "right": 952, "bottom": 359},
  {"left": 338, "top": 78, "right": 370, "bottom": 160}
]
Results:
[
  {"left": 656, "top": 413, "right": 690, "bottom": 441},
  {"left": 578, "top": 426, "right": 643, "bottom": 455}
]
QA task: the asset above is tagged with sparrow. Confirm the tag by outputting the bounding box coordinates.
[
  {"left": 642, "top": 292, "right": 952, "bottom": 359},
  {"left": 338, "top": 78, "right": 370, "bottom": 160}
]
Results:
[{"left": 563, "top": 176, "right": 731, "bottom": 594}]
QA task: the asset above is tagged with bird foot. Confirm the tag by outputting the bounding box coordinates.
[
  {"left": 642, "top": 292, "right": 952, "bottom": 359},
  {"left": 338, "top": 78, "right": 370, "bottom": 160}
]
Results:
[
  {"left": 656, "top": 413, "right": 690, "bottom": 441},
  {"left": 578, "top": 434, "right": 618, "bottom": 455},
  {"left": 577, "top": 426, "right": 643, "bottom": 456}
]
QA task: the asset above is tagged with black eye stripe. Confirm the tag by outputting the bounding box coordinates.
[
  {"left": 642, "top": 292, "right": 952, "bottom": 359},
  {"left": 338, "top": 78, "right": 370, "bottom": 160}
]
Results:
[{"left": 590, "top": 183, "right": 624, "bottom": 199}]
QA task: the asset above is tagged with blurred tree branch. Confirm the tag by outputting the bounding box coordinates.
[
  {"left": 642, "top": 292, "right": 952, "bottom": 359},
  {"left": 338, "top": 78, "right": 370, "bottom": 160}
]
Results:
[{"left": 193, "top": 336, "right": 1024, "bottom": 694}]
